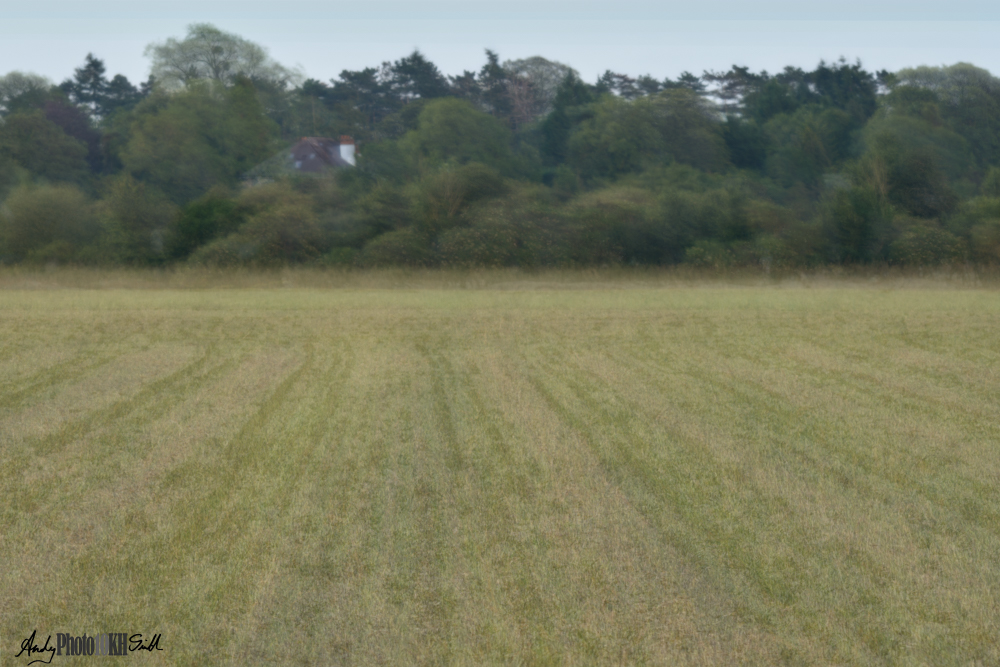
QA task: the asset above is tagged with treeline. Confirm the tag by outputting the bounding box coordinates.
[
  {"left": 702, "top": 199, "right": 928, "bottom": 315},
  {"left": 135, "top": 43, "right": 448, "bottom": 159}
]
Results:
[{"left": 3, "top": 23, "right": 1000, "bottom": 269}]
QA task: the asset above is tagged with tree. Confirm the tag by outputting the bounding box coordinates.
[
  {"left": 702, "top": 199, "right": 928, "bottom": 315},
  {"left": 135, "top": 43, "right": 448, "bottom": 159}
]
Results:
[
  {"left": 449, "top": 70, "right": 482, "bottom": 107},
  {"left": 540, "top": 73, "right": 595, "bottom": 166},
  {"left": 810, "top": 58, "right": 878, "bottom": 124},
  {"left": 672, "top": 72, "right": 706, "bottom": 94},
  {"left": 103, "top": 74, "right": 144, "bottom": 117},
  {"left": 895, "top": 63, "right": 1000, "bottom": 168},
  {"left": 0, "top": 71, "right": 52, "bottom": 115},
  {"left": 60, "top": 54, "right": 107, "bottom": 116},
  {"left": 568, "top": 89, "right": 728, "bottom": 180},
  {"left": 702, "top": 66, "right": 764, "bottom": 115},
  {"left": 121, "top": 80, "right": 278, "bottom": 203},
  {"left": 166, "top": 187, "right": 244, "bottom": 259},
  {"left": 329, "top": 67, "right": 398, "bottom": 131},
  {"left": 399, "top": 98, "right": 514, "bottom": 173},
  {"left": 477, "top": 50, "right": 511, "bottom": 119},
  {"left": 144, "top": 23, "right": 299, "bottom": 90},
  {"left": 43, "top": 98, "right": 103, "bottom": 172},
  {"left": 0, "top": 183, "right": 98, "bottom": 262},
  {"left": 98, "top": 174, "right": 177, "bottom": 264},
  {"left": 0, "top": 111, "right": 91, "bottom": 184},
  {"left": 857, "top": 109, "right": 969, "bottom": 218},
  {"left": 61, "top": 55, "right": 145, "bottom": 121},
  {"left": 596, "top": 71, "right": 642, "bottom": 100},
  {"left": 385, "top": 51, "right": 450, "bottom": 101},
  {"left": 503, "top": 56, "right": 579, "bottom": 116}
]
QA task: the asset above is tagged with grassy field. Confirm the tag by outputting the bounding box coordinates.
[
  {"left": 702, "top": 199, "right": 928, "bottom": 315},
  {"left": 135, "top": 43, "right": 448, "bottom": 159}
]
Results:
[{"left": 1, "top": 272, "right": 999, "bottom": 665}]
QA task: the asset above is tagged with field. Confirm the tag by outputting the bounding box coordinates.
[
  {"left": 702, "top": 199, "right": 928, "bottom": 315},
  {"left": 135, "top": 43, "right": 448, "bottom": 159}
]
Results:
[{"left": 2, "top": 270, "right": 999, "bottom": 665}]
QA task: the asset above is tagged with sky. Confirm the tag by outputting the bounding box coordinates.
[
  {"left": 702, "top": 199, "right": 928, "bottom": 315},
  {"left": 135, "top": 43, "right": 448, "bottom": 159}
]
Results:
[{"left": 1, "top": 0, "right": 998, "bottom": 87}]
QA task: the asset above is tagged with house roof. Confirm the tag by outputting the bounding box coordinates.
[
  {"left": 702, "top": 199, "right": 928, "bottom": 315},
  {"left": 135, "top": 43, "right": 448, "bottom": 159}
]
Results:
[
  {"left": 243, "top": 136, "right": 356, "bottom": 183},
  {"left": 289, "top": 137, "right": 353, "bottom": 172}
]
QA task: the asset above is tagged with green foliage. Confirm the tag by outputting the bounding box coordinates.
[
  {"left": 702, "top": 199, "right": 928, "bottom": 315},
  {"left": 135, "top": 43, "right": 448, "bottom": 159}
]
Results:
[
  {"left": 0, "top": 153, "right": 28, "bottom": 198},
  {"left": 723, "top": 118, "right": 768, "bottom": 170},
  {"left": 568, "top": 90, "right": 728, "bottom": 181},
  {"left": 969, "top": 219, "right": 1000, "bottom": 264},
  {"left": 0, "top": 71, "right": 53, "bottom": 115},
  {"left": 763, "top": 107, "right": 853, "bottom": 189},
  {"left": 442, "top": 186, "right": 565, "bottom": 267},
  {"left": 167, "top": 187, "right": 244, "bottom": 260},
  {"left": 825, "top": 186, "right": 893, "bottom": 263},
  {"left": 413, "top": 162, "right": 507, "bottom": 235},
  {"left": 863, "top": 111, "right": 972, "bottom": 182},
  {"left": 744, "top": 79, "right": 800, "bottom": 123},
  {"left": 358, "top": 228, "right": 433, "bottom": 267},
  {"left": 895, "top": 63, "right": 1000, "bottom": 167},
  {"left": 888, "top": 218, "right": 964, "bottom": 265},
  {"left": 60, "top": 54, "right": 143, "bottom": 121},
  {"left": 946, "top": 196, "right": 1000, "bottom": 263},
  {"left": 684, "top": 240, "right": 735, "bottom": 268},
  {"left": 980, "top": 167, "right": 1000, "bottom": 197},
  {"left": 0, "top": 111, "right": 91, "bottom": 185},
  {"left": 399, "top": 98, "right": 514, "bottom": 173},
  {"left": 856, "top": 111, "right": 970, "bottom": 218},
  {"left": 437, "top": 226, "right": 519, "bottom": 267},
  {"left": 145, "top": 23, "right": 299, "bottom": 90},
  {"left": 189, "top": 182, "right": 322, "bottom": 266},
  {"left": 540, "top": 74, "right": 595, "bottom": 166},
  {"left": 97, "top": 174, "right": 177, "bottom": 264},
  {"left": 122, "top": 80, "right": 278, "bottom": 203},
  {"left": 320, "top": 246, "right": 358, "bottom": 266},
  {"left": 228, "top": 203, "right": 322, "bottom": 265},
  {"left": 7, "top": 45, "right": 1000, "bottom": 269},
  {"left": 0, "top": 183, "right": 98, "bottom": 262},
  {"left": 356, "top": 183, "right": 413, "bottom": 235},
  {"left": 565, "top": 187, "right": 669, "bottom": 264}
]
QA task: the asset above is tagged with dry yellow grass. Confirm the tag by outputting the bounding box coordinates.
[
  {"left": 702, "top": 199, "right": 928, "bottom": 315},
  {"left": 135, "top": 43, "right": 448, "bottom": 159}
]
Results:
[{"left": 1, "top": 271, "right": 998, "bottom": 665}]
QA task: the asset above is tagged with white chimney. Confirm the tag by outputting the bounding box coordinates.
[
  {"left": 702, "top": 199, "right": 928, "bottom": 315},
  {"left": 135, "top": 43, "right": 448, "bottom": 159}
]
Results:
[{"left": 338, "top": 135, "right": 356, "bottom": 166}]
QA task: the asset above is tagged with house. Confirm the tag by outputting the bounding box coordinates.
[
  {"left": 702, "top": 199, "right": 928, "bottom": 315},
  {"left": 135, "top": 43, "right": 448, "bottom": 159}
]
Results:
[
  {"left": 288, "top": 135, "right": 356, "bottom": 172},
  {"left": 243, "top": 135, "right": 356, "bottom": 184}
]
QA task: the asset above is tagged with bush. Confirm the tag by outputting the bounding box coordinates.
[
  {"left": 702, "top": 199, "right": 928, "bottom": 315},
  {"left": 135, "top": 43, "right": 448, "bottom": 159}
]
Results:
[
  {"left": 358, "top": 229, "right": 434, "bottom": 267},
  {"left": 889, "top": 218, "right": 964, "bottom": 265},
  {"left": 825, "top": 186, "right": 893, "bottom": 263},
  {"left": 414, "top": 162, "right": 507, "bottom": 235},
  {"left": 566, "top": 187, "right": 663, "bottom": 264},
  {"left": 321, "top": 247, "right": 358, "bottom": 266},
  {"left": 969, "top": 220, "right": 1000, "bottom": 264},
  {"left": 684, "top": 240, "right": 734, "bottom": 268},
  {"left": 190, "top": 201, "right": 322, "bottom": 266},
  {"left": 98, "top": 175, "right": 177, "bottom": 265},
  {"left": 167, "top": 187, "right": 244, "bottom": 260},
  {"left": 437, "top": 226, "right": 518, "bottom": 267},
  {"left": 458, "top": 186, "right": 568, "bottom": 267},
  {"left": 0, "top": 183, "right": 98, "bottom": 262}
]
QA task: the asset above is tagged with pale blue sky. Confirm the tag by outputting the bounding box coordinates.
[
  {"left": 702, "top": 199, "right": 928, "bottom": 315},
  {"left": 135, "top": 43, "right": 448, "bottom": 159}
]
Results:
[{"left": 1, "top": 1, "right": 997, "bottom": 86}]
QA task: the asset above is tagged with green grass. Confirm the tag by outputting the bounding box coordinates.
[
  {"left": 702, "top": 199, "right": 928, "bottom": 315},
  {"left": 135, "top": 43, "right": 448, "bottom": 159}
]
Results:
[{"left": 1, "top": 273, "right": 999, "bottom": 664}]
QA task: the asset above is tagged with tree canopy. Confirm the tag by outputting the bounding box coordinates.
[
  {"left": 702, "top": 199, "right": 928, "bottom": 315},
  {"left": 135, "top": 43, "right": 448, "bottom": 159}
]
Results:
[
  {"left": 4, "top": 26, "right": 1000, "bottom": 269},
  {"left": 144, "top": 24, "right": 300, "bottom": 90}
]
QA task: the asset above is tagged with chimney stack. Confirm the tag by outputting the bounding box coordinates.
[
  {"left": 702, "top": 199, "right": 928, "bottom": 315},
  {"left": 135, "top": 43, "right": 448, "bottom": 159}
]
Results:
[{"left": 339, "top": 135, "right": 356, "bottom": 166}]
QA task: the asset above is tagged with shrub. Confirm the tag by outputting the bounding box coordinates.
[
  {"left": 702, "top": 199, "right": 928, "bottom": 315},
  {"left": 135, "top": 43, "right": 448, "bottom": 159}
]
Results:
[
  {"left": 437, "top": 226, "right": 518, "bottom": 267},
  {"left": 0, "top": 183, "right": 98, "bottom": 262},
  {"left": 684, "top": 240, "right": 734, "bottom": 268},
  {"left": 358, "top": 229, "right": 434, "bottom": 267},
  {"left": 889, "top": 218, "right": 964, "bottom": 265},
  {"left": 167, "top": 187, "right": 244, "bottom": 260},
  {"left": 969, "top": 220, "right": 1000, "bottom": 264},
  {"left": 189, "top": 201, "right": 322, "bottom": 266},
  {"left": 98, "top": 175, "right": 177, "bottom": 265},
  {"left": 414, "top": 162, "right": 508, "bottom": 235}
]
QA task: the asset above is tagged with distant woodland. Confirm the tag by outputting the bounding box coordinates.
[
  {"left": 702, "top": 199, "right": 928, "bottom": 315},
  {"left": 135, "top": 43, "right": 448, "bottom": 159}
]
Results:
[{"left": 3, "top": 23, "right": 1000, "bottom": 268}]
